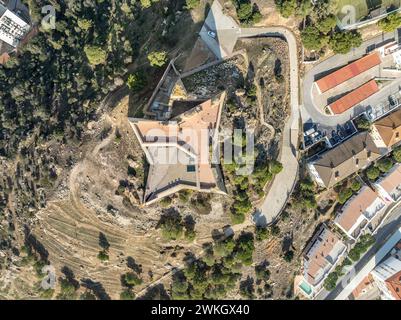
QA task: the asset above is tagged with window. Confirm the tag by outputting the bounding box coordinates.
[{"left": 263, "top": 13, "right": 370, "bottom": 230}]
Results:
[{"left": 187, "top": 165, "right": 196, "bottom": 172}]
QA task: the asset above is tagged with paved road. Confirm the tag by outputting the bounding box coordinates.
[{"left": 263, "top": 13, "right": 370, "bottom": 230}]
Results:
[
  {"left": 302, "top": 31, "right": 399, "bottom": 131},
  {"left": 239, "top": 28, "right": 300, "bottom": 226},
  {"left": 315, "top": 203, "right": 401, "bottom": 300}
]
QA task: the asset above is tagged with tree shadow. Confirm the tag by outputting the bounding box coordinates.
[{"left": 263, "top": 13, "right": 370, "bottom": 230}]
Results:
[
  {"left": 183, "top": 215, "right": 195, "bottom": 232},
  {"left": 127, "top": 256, "right": 142, "bottom": 275},
  {"left": 81, "top": 278, "right": 111, "bottom": 300},
  {"left": 61, "top": 266, "right": 80, "bottom": 290},
  {"left": 137, "top": 283, "right": 170, "bottom": 300},
  {"left": 23, "top": 226, "right": 49, "bottom": 262},
  {"left": 99, "top": 232, "right": 110, "bottom": 251}
]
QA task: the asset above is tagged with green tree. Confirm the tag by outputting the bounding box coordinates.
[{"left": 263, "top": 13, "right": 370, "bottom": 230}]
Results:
[
  {"left": 393, "top": 146, "right": 401, "bottom": 162},
  {"left": 237, "top": 3, "right": 253, "bottom": 22},
  {"left": 323, "top": 272, "right": 338, "bottom": 291},
  {"left": 316, "top": 15, "right": 337, "bottom": 34},
  {"left": 160, "top": 214, "right": 184, "bottom": 240},
  {"left": 147, "top": 51, "right": 168, "bottom": 67},
  {"left": 77, "top": 19, "right": 93, "bottom": 31},
  {"left": 301, "top": 26, "right": 326, "bottom": 51},
  {"left": 378, "top": 13, "right": 401, "bottom": 32},
  {"left": 275, "top": 0, "right": 296, "bottom": 18},
  {"left": 377, "top": 158, "right": 393, "bottom": 173},
  {"left": 329, "top": 31, "right": 362, "bottom": 54},
  {"left": 350, "top": 180, "right": 362, "bottom": 192},
  {"left": 366, "top": 166, "right": 380, "bottom": 181},
  {"left": 338, "top": 188, "right": 353, "bottom": 204},
  {"left": 84, "top": 45, "right": 107, "bottom": 66}
]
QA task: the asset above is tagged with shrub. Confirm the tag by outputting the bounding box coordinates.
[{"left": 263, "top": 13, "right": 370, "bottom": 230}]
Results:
[
  {"left": 120, "top": 289, "right": 136, "bottom": 300},
  {"left": 127, "top": 72, "right": 146, "bottom": 92},
  {"left": 377, "top": 158, "right": 393, "bottom": 173},
  {"left": 160, "top": 214, "right": 183, "bottom": 240},
  {"left": 393, "top": 146, "right": 401, "bottom": 162},
  {"left": 147, "top": 51, "right": 168, "bottom": 67},
  {"left": 97, "top": 250, "right": 109, "bottom": 261},
  {"left": 184, "top": 0, "right": 200, "bottom": 10},
  {"left": 329, "top": 31, "right": 362, "bottom": 54},
  {"left": 84, "top": 45, "right": 107, "bottom": 65},
  {"left": 270, "top": 224, "right": 281, "bottom": 236},
  {"left": 323, "top": 272, "right": 338, "bottom": 291},
  {"left": 338, "top": 188, "right": 353, "bottom": 204},
  {"left": 124, "top": 272, "right": 143, "bottom": 286},
  {"left": 269, "top": 160, "right": 283, "bottom": 175},
  {"left": 255, "top": 226, "right": 269, "bottom": 241},
  {"left": 350, "top": 180, "right": 362, "bottom": 192},
  {"left": 184, "top": 229, "right": 196, "bottom": 242},
  {"left": 348, "top": 234, "right": 375, "bottom": 262},
  {"left": 378, "top": 13, "right": 401, "bottom": 32},
  {"left": 366, "top": 166, "right": 380, "bottom": 181},
  {"left": 283, "top": 250, "right": 294, "bottom": 263},
  {"left": 301, "top": 26, "right": 325, "bottom": 51},
  {"left": 160, "top": 197, "right": 172, "bottom": 208}
]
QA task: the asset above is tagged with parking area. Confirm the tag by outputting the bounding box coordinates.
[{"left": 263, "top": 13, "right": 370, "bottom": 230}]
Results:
[{"left": 303, "top": 120, "right": 357, "bottom": 150}]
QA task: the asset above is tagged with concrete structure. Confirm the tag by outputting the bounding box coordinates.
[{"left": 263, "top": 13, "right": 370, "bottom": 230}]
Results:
[
  {"left": 300, "top": 224, "right": 347, "bottom": 297},
  {"left": 371, "top": 243, "right": 401, "bottom": 300},
  {"left": 335, "top": 186, "right": 387, "bottom": 240},
  {"left": 308, "top": 132, "right": 382, "bottom": 189},
  {"left": 0, "top": 2, "right": 29, "bottom": 47},
  {"left": 129, "top": 92, "right": 227, "bottom": 205}
]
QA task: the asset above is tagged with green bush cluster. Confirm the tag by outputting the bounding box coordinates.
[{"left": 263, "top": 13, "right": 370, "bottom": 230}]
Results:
[
  {"left": 171, "top": 233, "right": 255, "bottom": 299},
  {"left": 348, "top": 234, "right": 375, "bottom": 262},
  {"left": 232, "top": 0, "right": 263, "bottom": 25}
]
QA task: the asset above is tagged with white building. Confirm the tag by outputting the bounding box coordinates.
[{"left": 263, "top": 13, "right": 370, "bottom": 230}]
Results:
[
  {"left": 374, "top": 163, "right": 401, "bottom": 203},
  {"left": 334, "top": 186, "right": 387, "bottom": 240},
  {"left": 0, "top": 2, "right": 29, "bottom": 47},
  {"left": 299, "top": 225, "right": 347, "bottom": 298},
  {"left": 371, "top": 244, "right": 401, "bottom": 300}
]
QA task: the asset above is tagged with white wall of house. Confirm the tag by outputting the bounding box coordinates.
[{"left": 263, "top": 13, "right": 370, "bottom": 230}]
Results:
[
  {"left": 371, "top": 256, "right": 401, "bottom": 300},
  {"left": 307, "top": 163, "right": 325, "bottom": 187}
]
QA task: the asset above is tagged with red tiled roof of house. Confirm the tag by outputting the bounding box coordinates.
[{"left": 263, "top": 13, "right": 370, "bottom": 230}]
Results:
[
  {"left": 385, "top": 270, "right": 401, "bottom": 300},
  {"left": 329, "top": 80, "right": 379, "bottom": 114},
  {"left": 316, "top": 52, "right": 381, "bottom": 93}
]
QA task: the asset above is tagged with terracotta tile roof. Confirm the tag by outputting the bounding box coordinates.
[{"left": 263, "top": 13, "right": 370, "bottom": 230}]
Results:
[
  {"left": 335, "top": 186, "right": 378, "bottom": 233},
  {"left": 352, "top": 274, "right": 374, "bottom": 299},
  {"left": 374, "top": 108, "right": 401, "bottom": 148},
  {"left": 129, "top": 93, "right": 226, "bottom": 204},
  {"left": 304, "top": 225, "right": 345, "bottom": 286},
  {"left": 312, "top": 132, "right": 381, "bottom": 188},
  {"left": 316, "top": 52, "right": 381, "bottom": 93},
  {"left": 386, "top": 270, "right": 401, "bottom": 300},
  {"left": 329, "top": 80, "right": 379, "bottom": 114}
]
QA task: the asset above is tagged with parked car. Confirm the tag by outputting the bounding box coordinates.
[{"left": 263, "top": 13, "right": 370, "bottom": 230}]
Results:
[{"left": 207, "top": 31, "right": 216, "bottom": 38}]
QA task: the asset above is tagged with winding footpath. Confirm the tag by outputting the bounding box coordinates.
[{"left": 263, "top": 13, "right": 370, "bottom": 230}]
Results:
[{"left": 239, "top": 27, "right": 300, "bottom": 226}]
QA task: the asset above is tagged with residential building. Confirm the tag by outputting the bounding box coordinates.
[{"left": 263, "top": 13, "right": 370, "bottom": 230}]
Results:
[
  {"left": 315, "top": 52, "right": 381, "bottom": 94},
  {"left": 129, "top": 92, "right": 227, "bottom": 206},
  {"left": 374, "top": 163, "right": 401, "bottom": 203},
  {"left": 328, "top": 80, "right": 379, "bottom": 115},
  {"left": 308, "top": 132, "right": 382, "bottom": 189},
  {"left": 371, "top": 244, "right": 401, "bottom": 300},
  {"left": 371, "top": 108, "right": 401, "bottom": 150},
  {"left": 300, "top": 224, "right": 347, "bottom": 297},
  {"left": 334, "top": 186, "right": 386, "bottom": 240},
  {"left": 0, "top": 1, "right": 29, "bottom": 47}
]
